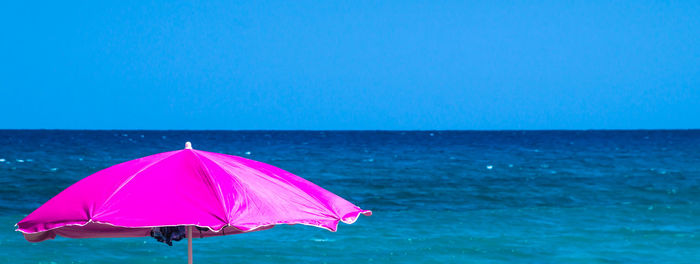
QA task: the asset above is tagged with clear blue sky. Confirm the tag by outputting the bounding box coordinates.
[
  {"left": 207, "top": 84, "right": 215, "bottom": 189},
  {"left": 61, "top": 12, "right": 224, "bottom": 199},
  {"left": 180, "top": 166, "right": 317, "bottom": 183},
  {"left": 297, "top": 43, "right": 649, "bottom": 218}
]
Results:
[{"left": 1, "top": 1, "right": 698, "bottom": 130}]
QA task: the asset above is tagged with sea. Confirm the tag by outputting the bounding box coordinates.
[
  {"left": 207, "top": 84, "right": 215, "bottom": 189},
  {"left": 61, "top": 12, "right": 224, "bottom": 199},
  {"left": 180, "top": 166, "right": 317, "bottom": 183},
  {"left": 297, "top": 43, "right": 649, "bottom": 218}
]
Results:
[{"left": 0, "top": 130, "right": 699, "bottom": 263}]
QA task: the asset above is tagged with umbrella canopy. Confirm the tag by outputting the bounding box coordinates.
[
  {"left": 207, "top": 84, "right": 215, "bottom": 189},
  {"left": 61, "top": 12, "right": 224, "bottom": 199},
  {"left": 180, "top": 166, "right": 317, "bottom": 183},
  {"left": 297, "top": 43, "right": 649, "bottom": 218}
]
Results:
[{"left": 16, "top": 142, "right": 371, "bottom": 243}]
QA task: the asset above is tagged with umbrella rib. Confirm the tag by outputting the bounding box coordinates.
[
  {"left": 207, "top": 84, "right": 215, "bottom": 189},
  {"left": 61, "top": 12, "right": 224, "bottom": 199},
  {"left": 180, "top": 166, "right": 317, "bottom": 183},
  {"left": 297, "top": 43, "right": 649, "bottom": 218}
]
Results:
[
  {"left": 198, "top": 152, "right": 336, "bottom": 221},
  {"left": 96, "top": 151, "right": 182, "bottom": 216},
  {"left": 191, "top": 151, "right": 230, "bottom": 225},
  {"left": 232, "top": 155, "right": 336, "bottom": 215}
]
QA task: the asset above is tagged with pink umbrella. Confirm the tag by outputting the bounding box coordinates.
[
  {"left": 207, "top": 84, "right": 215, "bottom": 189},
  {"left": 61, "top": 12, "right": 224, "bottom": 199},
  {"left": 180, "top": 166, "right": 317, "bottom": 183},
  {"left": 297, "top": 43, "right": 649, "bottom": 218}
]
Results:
[{"left": 16, "top": 142, "right": 371, "bottom": 263}]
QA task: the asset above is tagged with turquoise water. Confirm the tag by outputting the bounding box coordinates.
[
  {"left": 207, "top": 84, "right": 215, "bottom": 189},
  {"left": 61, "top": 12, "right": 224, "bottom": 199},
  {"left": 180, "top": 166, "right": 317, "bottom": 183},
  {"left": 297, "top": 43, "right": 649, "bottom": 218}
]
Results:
[{"left": 1, "top": 130, "right": 699, "bottom": 263}]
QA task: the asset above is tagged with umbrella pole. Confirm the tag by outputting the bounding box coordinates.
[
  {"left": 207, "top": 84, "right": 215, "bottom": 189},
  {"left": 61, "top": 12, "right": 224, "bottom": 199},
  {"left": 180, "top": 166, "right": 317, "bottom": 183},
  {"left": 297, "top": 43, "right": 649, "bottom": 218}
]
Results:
[{"left": 187, "top": 226, "right": 193, "bottom": 264}]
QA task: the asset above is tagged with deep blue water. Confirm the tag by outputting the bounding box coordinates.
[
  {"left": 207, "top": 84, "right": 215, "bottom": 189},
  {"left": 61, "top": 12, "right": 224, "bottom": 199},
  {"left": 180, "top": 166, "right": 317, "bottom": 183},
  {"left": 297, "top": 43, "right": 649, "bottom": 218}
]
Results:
[{"left": 1, "top": 130, "right": 699, "bottom": 263}]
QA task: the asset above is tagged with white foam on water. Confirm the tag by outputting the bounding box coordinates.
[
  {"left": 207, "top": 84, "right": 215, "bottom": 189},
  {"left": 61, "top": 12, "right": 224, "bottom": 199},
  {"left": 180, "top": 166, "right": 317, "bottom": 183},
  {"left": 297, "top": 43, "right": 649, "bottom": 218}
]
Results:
[
  {"left": 245, "top": 151, "right": 251, "bottom": 155},
  {"left": 0, "top": 158, "right": 5, "bottom": 162},
  {"left": 486, "top": 165, "right": 493, "bottom": 170},
  {"left": 17, "top": 159, "right": 24, "bottom": 163},
  {"left": 50, "top": 168, "right": 58, "bottom": 172}
]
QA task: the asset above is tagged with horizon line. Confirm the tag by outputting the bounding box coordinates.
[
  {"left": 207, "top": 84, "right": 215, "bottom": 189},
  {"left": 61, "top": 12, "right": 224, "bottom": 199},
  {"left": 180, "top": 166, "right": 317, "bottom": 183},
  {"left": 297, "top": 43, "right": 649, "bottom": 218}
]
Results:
[{"left": 1, "top": 128, "right": 698, "bottom": 132}]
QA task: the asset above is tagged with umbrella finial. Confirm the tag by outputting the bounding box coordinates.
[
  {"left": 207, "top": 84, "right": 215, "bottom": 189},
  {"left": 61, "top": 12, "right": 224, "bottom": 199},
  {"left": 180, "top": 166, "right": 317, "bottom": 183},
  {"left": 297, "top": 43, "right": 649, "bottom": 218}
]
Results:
[{"left": 185, "top": 142, "right": 192, "bottom": 149}]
